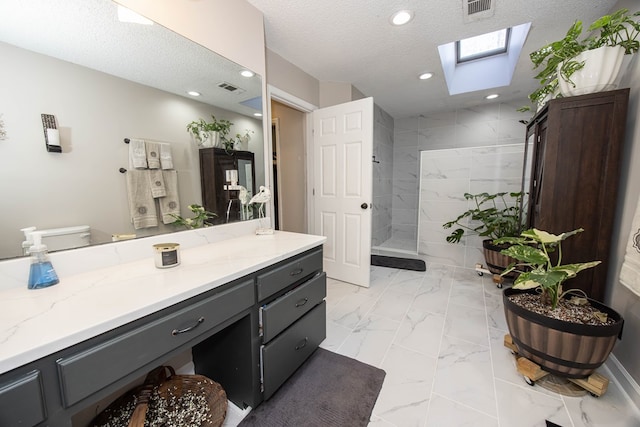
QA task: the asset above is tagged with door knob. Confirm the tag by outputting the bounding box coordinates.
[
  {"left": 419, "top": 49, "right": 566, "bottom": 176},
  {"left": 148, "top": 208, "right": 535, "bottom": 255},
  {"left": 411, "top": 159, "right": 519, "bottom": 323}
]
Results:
[{"left": 361, "top": 203, "right": 369, "bottom": 210}]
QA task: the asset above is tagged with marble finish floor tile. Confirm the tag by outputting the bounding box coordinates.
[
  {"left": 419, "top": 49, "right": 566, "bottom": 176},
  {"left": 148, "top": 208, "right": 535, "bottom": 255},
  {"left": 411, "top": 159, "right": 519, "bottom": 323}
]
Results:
[{"left": 321, "top": 263, "right": 640, "bottom": 427}]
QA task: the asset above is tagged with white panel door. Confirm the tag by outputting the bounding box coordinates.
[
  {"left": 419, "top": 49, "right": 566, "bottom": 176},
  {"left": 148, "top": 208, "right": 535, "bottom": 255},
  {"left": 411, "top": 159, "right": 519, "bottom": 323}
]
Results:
[{"left": 312, "top": 97, "right": 373, "bottom": 287}]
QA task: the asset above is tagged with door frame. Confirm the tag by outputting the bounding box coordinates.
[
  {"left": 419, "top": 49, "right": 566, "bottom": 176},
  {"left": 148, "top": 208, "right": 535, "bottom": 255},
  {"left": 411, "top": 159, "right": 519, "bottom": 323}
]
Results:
[{"left": 267, "top": 85, "right": 318, "bottom": 233}]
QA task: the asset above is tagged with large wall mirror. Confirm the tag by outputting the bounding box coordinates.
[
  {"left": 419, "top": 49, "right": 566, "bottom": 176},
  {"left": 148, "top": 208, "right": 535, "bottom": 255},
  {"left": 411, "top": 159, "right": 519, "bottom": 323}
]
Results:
[{"left": 0, "top": 0, "right": 265, "bottom": 260}]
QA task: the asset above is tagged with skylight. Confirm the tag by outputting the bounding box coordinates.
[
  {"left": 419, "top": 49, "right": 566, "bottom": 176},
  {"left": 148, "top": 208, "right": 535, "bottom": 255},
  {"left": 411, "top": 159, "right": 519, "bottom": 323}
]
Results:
[{"left": 456, "top": 28, "right": 509, "bottom": 63}]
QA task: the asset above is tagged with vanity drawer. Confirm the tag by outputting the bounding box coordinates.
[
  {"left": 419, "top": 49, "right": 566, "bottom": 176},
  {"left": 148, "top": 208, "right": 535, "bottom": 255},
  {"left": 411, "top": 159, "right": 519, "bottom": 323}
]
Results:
[
  {"left": 0, "top": 370, "right": 46, "bottom": 427},
  {"left": 57, "top": 280, "right": 254, "bottom": 407},
  {"left": 261, "top": 272, "right": 326, "bottom": 343},
  {"left": 256, "top": 248, "right": 322, "bottom": 302},
  {"left": 261, "top": 300, "right": 326, "bottom": 399}
]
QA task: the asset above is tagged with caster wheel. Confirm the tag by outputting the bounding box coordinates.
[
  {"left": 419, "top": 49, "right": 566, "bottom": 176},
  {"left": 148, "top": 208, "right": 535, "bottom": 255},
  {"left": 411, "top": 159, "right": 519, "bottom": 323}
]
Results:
[
  {"left": 477, "top": 271, "right": 484, "bottom": 276},
  {"left": 524, "top": 376, "right": 535, "bottom": 386},
  {"left": 496, "top": 283, "right": 503, "bottom": 289},
  {"left": 589, "top": 392, "right": 599, "bottom": 398}
]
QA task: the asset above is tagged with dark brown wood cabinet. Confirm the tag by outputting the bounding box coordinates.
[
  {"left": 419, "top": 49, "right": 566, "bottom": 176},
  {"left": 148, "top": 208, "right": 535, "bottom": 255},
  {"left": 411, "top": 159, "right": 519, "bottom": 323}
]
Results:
[
  {"left": 199, "top": 148, "right": 256, "bottom": 225},
  {"left": 522, "top": 89, "right": 629, "bottom": 301}
]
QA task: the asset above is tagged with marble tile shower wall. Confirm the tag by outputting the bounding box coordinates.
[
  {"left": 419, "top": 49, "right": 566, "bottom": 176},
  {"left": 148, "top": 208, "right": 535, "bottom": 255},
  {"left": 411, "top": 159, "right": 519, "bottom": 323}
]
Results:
[
  {"left": 392, "top": 102, "right": 529, "bottom": 247},
  {"left": 419, "top": 144, "right": 524, "bottom": 269},
  {"left": 372, "top": 104, "right": 394, "bottom": 247}
]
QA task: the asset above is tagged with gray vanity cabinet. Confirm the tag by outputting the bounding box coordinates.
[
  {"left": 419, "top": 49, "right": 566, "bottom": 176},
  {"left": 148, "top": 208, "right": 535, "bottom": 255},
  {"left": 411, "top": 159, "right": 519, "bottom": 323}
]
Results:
[
  {"left": 0, "top": 244, "right": 326, "bottom": 426},
  {"left": 257, "top": 247, "right": 327, "bottom": 399}
]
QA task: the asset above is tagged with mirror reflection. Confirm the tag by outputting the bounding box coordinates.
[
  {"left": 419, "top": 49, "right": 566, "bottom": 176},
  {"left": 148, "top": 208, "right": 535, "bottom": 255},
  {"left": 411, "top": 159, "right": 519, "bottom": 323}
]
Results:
[{"left": 0, "top": 0, "right": 265, "bottom": 260}]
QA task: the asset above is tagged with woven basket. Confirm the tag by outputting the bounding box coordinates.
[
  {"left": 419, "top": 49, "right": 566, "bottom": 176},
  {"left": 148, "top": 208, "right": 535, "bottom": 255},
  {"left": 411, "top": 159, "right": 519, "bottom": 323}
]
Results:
[{"left": 90, "top": 366, "right": 227, "bottom": 427}]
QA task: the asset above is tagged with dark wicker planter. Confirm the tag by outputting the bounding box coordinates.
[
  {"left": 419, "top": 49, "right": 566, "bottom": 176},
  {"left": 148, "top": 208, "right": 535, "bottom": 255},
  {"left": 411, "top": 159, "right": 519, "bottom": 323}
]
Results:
[
  {"left": 503, "top": 288, "right": 624, "bottom": 378},
  {"left": 482, "top": 239, "right": 517, "bottom": 278}
]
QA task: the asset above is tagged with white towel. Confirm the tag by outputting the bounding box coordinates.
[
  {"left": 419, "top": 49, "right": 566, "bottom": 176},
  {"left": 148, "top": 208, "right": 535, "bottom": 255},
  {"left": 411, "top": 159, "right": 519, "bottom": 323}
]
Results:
[
  {"left": 160, "top": 143, "right": 174, "bottom": 170},
  {"left": 146, "top": 141, "right": 161, "bottom": 169},
  {"left": 128, "top": 138, "right": 147, "bottom": 169},
  {"left": 620, "top": 195, "right": 640, "bottom": 298},
  {"left": 159, "top": 170, "right": 180, "bottom": 224},
  {"left": 148, "top": 169, "right": 166, "bottom": 198},
  {"left": 126, "top": 170, "right": 158, "bottom": 229}
]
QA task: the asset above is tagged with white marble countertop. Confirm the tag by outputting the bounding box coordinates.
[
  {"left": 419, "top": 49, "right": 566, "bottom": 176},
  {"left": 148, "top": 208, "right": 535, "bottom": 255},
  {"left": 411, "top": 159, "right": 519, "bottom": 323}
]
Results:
[{"left": 0, "top": 231, "right": 325, "bottom": 375}]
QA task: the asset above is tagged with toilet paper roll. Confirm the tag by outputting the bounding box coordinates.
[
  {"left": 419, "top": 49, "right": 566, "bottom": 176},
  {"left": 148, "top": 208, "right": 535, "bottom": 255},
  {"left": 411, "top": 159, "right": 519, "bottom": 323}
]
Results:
[{"left": 46, "top": 128, "right": 61, "bottom": 146}]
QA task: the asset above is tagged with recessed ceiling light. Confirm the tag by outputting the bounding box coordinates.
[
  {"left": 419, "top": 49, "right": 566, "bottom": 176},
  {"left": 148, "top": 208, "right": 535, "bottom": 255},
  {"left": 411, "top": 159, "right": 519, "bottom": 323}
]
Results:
[
  {"left": 240, "top": 70, "right": 255, "bottom": 78},
  {"left": 485, "top": 93, "right": 499, "bottom": 100},
  {"left": 419, "top": 72, "right": 433, "bottom": 80},
  {"left": 254, "top": 113, "right": 263, "bottom": 117},
  {"left": 390, "top": 10, "right": 414, "bottom": 26},
  {"left": 187, "top": 91, "right": 201, "bottom": 97}
]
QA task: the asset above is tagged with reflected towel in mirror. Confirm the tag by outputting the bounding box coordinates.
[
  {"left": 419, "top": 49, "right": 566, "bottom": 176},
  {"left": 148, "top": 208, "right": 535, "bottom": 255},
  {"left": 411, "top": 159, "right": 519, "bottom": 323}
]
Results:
[
  {"left": 159, "top": 170, "right": 180, "bottom": 224},
  {"left": 148, "top": 169, "right": 166, "bottom": 198},
  {"left": 160, "top": 143, "right": 174, "bottom": 170},
  {"left": 126, "top": 170, "right": 158, "bottom": 229},
  {"left": 128, "top": 138, "right": 147, "bottom": 169},
  {"left": 146, "top": 141, "right": 161, "bottom": 169}
]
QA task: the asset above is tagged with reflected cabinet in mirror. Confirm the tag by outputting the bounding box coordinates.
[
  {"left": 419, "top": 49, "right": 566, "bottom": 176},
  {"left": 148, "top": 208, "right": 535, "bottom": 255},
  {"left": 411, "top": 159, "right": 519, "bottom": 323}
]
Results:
[
  {"left": 0, "top": 0, "right": 266, "bottom": 260},
  {"left": 200, "top": 149, "right": 256, "bottom": 225}
]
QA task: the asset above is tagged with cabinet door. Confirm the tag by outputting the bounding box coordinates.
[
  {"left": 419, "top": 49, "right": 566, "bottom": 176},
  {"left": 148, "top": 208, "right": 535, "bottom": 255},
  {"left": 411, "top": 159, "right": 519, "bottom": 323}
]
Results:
[
  {"left": 525, "top": 118, "right": 548, "bottom": 228},
  {"left": 526, "top": 89, "right": 628, "bottom": 300}
]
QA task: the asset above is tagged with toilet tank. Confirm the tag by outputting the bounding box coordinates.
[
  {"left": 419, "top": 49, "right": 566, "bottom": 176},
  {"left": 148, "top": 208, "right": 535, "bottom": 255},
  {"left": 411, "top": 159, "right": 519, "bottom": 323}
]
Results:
[{"left": 39, "top": 225, "right": 91, "bottom": 251}]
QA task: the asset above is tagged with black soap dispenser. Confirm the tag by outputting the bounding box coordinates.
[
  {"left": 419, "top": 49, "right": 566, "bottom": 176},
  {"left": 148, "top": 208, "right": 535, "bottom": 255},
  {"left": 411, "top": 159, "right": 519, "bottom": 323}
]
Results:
[{"left": 27, "top": 231, "right": 59, "bottom": 289}]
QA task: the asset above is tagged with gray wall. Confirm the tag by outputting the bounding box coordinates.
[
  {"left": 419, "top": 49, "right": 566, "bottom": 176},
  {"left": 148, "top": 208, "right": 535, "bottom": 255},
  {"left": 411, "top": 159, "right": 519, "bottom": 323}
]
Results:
[
  {"left": 372, "top": 104, "right": 394, "bottom": 246},
  {"left": 606, "top": 0, "right": 640, "bottom": 405}
]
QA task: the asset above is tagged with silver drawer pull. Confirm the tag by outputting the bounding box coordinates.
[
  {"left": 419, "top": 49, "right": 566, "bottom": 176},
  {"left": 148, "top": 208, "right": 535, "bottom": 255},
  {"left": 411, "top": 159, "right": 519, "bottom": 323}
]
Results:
[
  {"left": 290, "top": 268, "right": 304, "bottom": 276},
  {"left": 295, "top": 337, "right": 308, "bottom": 350},
  {"left": 171, "top": 317, "right": 205, "bottom": 336},
  {"left": 295, "top": 298, "right": 308, "bottom": 307}
]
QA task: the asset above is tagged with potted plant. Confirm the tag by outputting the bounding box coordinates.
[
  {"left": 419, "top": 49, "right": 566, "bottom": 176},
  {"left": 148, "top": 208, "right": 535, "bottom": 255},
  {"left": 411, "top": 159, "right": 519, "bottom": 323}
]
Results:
[
  {"left": 495, "top": 228, "right": 624, "bottom": 378},
  {"left": 443, "top": 191, "right": 524, "bottom": 276},
  {"left": 527, "top": 8, "right": 640, "bottom": 108},
  {"left": 186, "top": 115, "right": 234, "bottom": 148}
]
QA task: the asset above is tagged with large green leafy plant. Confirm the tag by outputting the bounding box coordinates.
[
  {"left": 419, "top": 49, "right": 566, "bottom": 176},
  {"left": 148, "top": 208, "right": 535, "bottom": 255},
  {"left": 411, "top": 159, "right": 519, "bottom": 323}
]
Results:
[
  {"left": 443, "top": 192, "right": 523, "bottom": 244},
  {"left": 526, "top": 8, "right": 640, "bottom": 109},
  {"left": 495, "top": 228, "right": 600, "bottom": 309}
]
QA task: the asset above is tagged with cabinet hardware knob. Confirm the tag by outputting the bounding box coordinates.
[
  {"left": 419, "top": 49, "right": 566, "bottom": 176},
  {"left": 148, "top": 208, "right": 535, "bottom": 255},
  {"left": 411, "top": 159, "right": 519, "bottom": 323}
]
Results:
[
  {"left": 171, "top": 316, "right": 205, "bottom": 336},
  {"left": 290, "top": 268, "right": 303, "bottom": 276},
  {"left": 295, "top": 337, "right": 308, "bottom": 350},
  {"left": 295, "top": 298, "right": 308, "bottom": 307}
]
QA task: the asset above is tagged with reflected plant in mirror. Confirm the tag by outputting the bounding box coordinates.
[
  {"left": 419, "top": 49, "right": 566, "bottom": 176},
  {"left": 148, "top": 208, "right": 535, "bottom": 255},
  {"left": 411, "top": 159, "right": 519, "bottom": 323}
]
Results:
[
  {"left": 0, "top": 0, "right": 266, "bottom": 260},
  {"left": 170, "top": 204, "right": 217, "bottom": 229}
]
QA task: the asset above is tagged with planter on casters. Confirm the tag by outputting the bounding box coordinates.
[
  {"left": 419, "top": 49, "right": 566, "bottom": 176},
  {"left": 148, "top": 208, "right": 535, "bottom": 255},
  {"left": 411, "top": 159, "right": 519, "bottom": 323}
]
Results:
[
  {"left": 483, "top": 239, "right": 518, "bottom": 278},
  {"left": 503, "top": 287, "right": 624, "bottom": 378}
]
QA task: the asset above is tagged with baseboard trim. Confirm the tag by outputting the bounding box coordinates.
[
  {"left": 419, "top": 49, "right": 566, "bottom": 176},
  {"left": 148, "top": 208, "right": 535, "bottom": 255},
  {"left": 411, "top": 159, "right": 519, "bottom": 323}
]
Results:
[{"left": 604, "top": 354, "right": 640, "bottom": 412}]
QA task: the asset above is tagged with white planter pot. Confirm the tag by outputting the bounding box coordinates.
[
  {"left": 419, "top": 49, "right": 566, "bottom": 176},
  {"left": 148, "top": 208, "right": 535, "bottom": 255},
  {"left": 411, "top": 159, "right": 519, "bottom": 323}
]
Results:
[
  {"left": 198, "top": 131, "right": 220, "bottom": 148},
  {"left": 558, "top": 45, "right": 625, "bottom": 97}
]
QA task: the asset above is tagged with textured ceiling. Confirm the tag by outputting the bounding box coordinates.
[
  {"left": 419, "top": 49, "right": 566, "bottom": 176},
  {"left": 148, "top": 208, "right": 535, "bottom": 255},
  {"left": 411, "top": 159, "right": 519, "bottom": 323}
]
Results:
[
  {"left": 247, "top": 0, "right": 619, "bottom": 117},
  {"left": 0, "top": 0, "right": 263, "bottom": 118}
]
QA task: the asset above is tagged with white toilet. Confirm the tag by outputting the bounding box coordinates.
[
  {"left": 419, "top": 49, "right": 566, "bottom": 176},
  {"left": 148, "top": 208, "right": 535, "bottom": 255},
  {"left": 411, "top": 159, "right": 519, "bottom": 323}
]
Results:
[{"left": 38, "top": 225, "right": 91, "bottom": 251}]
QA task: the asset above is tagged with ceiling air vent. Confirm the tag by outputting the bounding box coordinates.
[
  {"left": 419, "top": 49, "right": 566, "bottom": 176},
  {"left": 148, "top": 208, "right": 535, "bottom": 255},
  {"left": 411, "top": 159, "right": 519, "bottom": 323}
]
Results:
[
  {"left": 217, "top": 82, "right": 245, "bottom": 94},
  {"left": 463, "top": 0, "right": 495, "bottom": 22}
]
